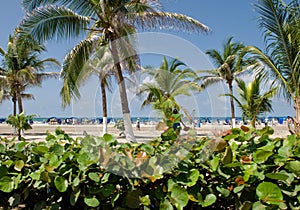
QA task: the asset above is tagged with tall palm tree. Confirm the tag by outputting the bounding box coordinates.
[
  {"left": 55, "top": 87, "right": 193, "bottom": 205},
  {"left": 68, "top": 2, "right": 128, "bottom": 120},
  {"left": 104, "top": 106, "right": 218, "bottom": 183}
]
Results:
[
  {"left": 76, "top": 47, "right": 114, "bottom": 135},
  {"left": 243, "top": 0, "right": 300, "bottom": 133},
  {"left": 20, "top": 0, "right": 210, "bottom": 142},
  {"left": 225, "top": 76, "right": 277, "bottom": 128},
  {"left": 140, "top": 57, "right": 199, "bottom": 125},
  {"left": 0, "top": 29, "right": 60, "bottom": 116},
  {"left": 198, "top": 37, "right": 257, "bottom": 127}
]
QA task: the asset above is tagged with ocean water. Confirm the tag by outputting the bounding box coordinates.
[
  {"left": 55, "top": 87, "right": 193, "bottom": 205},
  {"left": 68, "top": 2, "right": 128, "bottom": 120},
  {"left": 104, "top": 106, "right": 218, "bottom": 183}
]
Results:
[{"left": 27, "top": 116, "right": 289, "bottom": 125}]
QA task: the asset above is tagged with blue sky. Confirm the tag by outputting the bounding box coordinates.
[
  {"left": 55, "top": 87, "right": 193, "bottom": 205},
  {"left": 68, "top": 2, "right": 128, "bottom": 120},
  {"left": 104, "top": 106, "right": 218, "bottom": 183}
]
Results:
[{"left": 0, "top": 0, "right": 295, "bottom": 118}]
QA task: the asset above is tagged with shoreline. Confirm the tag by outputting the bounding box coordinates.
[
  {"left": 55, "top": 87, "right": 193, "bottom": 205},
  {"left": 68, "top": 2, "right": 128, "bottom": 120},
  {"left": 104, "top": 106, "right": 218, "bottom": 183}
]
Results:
[{"left": 0, "top": 123, "right": 292, "bottom": 143}]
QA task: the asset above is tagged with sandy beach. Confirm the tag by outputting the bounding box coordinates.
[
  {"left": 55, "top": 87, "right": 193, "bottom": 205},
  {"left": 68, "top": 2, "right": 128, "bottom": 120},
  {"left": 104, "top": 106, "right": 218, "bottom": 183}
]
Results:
[{"left": 0, "top": 122, "right": 292, "bottom": 143}]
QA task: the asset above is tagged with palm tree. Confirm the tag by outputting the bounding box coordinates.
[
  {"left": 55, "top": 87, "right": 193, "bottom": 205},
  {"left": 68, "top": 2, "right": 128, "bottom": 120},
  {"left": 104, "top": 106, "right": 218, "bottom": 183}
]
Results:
[
  {"left": 20, "top": 0, "right": 210, "bottom": 142},
  {"left": 243, "top": 0, "right": 300, "bottom": 133},
  {"left": 225, "top": 76, "right": 277, "bottom": 128},
  {"left": 198, "top": 37, "right": 257, "bottom": 127},
  {"left": 76, "top": 48, "right": 114, "bottom": 135},
  {"left": 140, "top": 57, "right": 199, "bottom": 126},
  {"left": 6, "top": 112, "right": 33, "bottom": 141},
  {"left": 0, "top": 29, "right": 60, "bottom": 116}
]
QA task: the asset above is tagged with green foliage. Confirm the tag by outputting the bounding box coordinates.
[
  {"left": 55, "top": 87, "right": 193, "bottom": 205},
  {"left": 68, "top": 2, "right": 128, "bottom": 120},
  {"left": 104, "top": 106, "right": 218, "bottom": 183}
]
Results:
[
  {"left": 6, "top": 112, "right": 33, "bottom": 141},
  {"left": 0, "top": 126, "right": 300, "bottom": 209}
]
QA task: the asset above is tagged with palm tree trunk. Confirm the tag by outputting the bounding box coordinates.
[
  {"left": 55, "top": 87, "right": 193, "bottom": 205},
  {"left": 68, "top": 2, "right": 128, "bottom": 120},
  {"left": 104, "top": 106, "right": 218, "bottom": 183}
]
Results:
[
  {"left": 12, "top": 94, "right": 17, "bottom": 116},
  {"left": 18, "top": 129, "right": 21, "bottom": 141},
  {"left": 294, "top": 96, "right": 300, "bottom": 134},
  {"left": 101, "top": 79, "right": 108, "bottom": 135},
  {"left": 229, "top": 82, "right": 236, "bottom": 128},
  {"left": 110, "top": 40, "right": 136, "bottom": 142},
  {"left": 17, "top": 95, "right": 23, "bottom": 114},
  {"left": 251, "top": 116, "right": 256, "bottom": 128}
]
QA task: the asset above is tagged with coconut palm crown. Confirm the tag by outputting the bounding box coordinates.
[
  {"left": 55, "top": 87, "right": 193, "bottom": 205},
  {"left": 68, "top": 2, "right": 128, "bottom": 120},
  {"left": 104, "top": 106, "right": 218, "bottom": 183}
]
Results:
[
  {"left": 20, "top": 0, "right": 210, "bottom": 142},
  {"left": 140, "top": 57, "right": 200, "bottom": 124},
  {"left": 0, "top": 28, "right": 60, "bottom": 116},
  {"left": 244, "top": 0, "right": 300, "bottom": 132},
  {"left": 224, "top": 76, "right": 277, "bottom": 128},
  {"left": 198, "top": 37, "right": 257, "bottom": 127}
]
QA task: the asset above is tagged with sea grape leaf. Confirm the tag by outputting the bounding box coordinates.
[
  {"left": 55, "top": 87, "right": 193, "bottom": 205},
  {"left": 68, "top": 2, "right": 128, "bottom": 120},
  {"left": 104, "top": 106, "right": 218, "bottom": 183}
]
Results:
[
  {"left": 54, "top": 176, "right": 68, "bottom": 192},
  {"left": 170, "top": 185, "right": 189, "bottom": 209},
  {"left": 40, "top": 172, "right": 51, "bottom": 183},
  {"left": 201, "top": 194, "right": 217, "bottom": 207},
  {"left": 84, "top": 197, "right": 100, "bottom": 207},
  {"left": 210, "top": 156, "right": 219, "bottom": 171},
  {"left": 253, "top": 150, "right": 273, "bottom": 164},
  {"left": 285, "top": 161, "right": 300, "bottom": 176},
  {"left": 102, "top": 184, "right": 115, "bottom": 197},
  {"left": 186, "top": 169, "right": 200, "bottom": 187},
  {"left": 176, "top": 169, "right": 199, "bottom": 187},
  {"left": 256, "top": 182, "right": 283, "bottom": 205},
  {"left": 233, "top": 185, "right": 244, "bottom": 194},
  {"left": 265, "top": 172, "right": 290, "bottom": 184},
  {"left": 101, "top": 173, "right": 110, "bottom": 184},
  {"left": 88, "top": 172, "right": 100, "bottom": 182},
  {"left": 15, "top": 142, "right": 28, "bottom": 152},
  {"left": 217, "top": 186, "right": 230, "bottom": 197},
  {"left": 14, "top": 160, "right": 24, "bottom": 171},
  {"left": 0, "top": 176, "right": 14, "bottom": 192},
  {"left": 160, "top": 199, "right": 173, "bottom": 210},
  {"left": 222, "top": 146, "right": 233, "bottom": 165},
  {"left": 252, "top": 201, "right": 267, "bottom": 210},
  {"left": 53, "top": 144, "right": 64, "bottom": 156},
  {"left": 140, "top": 195, "right": 151, "bottom": 206},
  {"left": 103, "top": 133, "right": 115, "bottom": 142},
  {"left": 32, "top": 145, "right": 49, "bottom": 155},
  {"left": 0, "top": 144, "right": 5, "bottom": 154}
]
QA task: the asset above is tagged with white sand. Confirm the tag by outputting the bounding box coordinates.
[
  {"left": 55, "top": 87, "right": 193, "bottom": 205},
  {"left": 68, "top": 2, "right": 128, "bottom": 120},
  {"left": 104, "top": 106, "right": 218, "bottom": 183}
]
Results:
[{"left": 0, "top": 123, "right": 292, "bottom": 143}]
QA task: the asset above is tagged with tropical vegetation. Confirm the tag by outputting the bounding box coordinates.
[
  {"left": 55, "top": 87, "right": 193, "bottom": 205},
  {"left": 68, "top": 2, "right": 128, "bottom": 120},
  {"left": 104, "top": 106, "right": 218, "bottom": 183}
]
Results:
[
  {"left": 224, "top": 76, "right": 277, "bottom": 127},
  {"left": 198, "top": 37, "right": 258, "bottom": 128},
  {"left": 19, "top": 0, "right": 209, "bottom": 142},
  {"left": 1, "top": 126, "right": 300, "bottom": 209},
  {"left": 0, "top": 28, "right": 59, "bottom": 116},
  {"left": 140, "top": 57, "right": 199, "bottom": 127},
  {"left": 69, "top": 46, "right": 114, "bottom": 135},
  {"left": 0, "top": 0, "right": 300, "bottom": 209},
  {"left": 244, "top": 0, "right": 300, "bottom": 132},
  {"left": 6, "top": 112, "right": 33, "bottom": 141}
]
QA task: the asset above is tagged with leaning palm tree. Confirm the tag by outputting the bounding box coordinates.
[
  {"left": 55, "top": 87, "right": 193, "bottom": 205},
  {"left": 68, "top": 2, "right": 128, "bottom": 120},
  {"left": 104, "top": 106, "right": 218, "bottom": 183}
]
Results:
[
  {"left": 225, "top": 76, "right": 277, "bottom": 128},
  {"left": 20, "top": 0, "right": 210, "bottom": 142},
  {"left": 140, "top": 57, "right": 200, "bottom": 125},
  {"left": 243, "top": 0, "right": 300, "bottom": 133},
  {"left": 0, "top": 28, "right": 60, "bottom": 116},
  {"left": 198, "top": 37, "right": 257, "bottom": 127}
]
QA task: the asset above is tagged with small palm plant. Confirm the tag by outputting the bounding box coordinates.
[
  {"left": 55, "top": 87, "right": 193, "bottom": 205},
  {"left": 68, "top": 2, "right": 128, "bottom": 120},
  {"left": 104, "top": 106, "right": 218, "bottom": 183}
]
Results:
[
  {"left": 6, "top": 112, "right": 33, "bottom": 141},
  {"left": 140, "top": 57, "right": 199, "bottom": 126},
  {"left": 224, "top": 76, "right": 277, "bottom": 128}
]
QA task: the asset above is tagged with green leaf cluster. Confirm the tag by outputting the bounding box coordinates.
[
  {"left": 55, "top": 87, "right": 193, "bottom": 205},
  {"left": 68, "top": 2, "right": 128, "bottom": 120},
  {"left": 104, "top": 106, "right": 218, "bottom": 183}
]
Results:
[{"left": 0, "top": 126, "right": 300, "bottom": 209}]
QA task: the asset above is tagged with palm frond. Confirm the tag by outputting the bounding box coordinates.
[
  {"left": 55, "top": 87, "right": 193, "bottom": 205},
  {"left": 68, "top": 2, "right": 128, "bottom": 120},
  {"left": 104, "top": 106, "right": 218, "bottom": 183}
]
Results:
[
  {"left": 199, "top": 76, "right": 223, "bottom": 88},
  {"left": 60, "top": 35, "right": 99, "bottom": 106},
  {"left": 0, "top": 47, "right": 5, "bottom": 56},
  {"left": 132, "top": 12, "right": 210, "bottom": 34},
  {"left": 20, "top": 5, "right": 91, "bottom": 43},
  {"left": 243, "top": 45, "right": 294, "bottom": 100},
  {"left": 22, "top": 0, "right": 96, "bottom": 17}
]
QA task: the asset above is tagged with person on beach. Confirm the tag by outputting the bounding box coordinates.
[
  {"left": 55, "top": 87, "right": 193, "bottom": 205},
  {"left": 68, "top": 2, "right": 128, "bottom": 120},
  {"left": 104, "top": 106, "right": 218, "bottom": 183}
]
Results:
[{"left": 136, "top": 118, "right": 140, "bottom": 131}]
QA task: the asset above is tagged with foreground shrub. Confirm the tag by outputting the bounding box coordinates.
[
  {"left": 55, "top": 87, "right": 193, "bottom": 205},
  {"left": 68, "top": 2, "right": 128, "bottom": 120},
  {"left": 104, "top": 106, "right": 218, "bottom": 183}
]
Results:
[{"left": 0, "top": 126, "right": 299, "bottom": 209}]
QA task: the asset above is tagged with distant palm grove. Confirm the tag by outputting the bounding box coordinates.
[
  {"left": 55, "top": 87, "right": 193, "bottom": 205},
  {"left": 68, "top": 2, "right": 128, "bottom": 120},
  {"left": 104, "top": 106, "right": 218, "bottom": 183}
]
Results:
[{"left": 0, "top": 0, "right": 299, "bottom": 140}]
